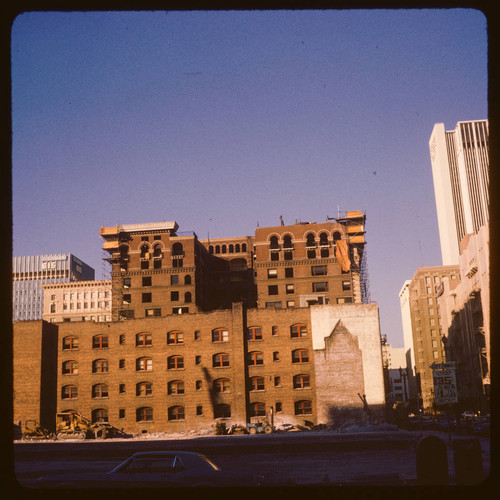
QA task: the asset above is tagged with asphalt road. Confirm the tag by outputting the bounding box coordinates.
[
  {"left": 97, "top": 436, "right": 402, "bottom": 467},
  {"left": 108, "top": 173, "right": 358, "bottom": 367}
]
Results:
[{"left": 13, "top": 430, "right": 491, "bottom": 487}]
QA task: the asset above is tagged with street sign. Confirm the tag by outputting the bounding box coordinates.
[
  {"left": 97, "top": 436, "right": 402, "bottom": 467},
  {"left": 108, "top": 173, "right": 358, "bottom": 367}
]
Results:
[
  {"left": 430, "top": 361, "right": 456, "bottom": 370},
  {"left": 432, "top": 368, "right": 458, "bottom": 404}
]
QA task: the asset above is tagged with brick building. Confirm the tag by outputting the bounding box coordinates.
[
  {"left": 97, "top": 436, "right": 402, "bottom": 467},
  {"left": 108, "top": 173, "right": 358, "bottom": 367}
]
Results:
[
  {"left": 100, "top": 212, "right": 368, "bottom": 322},
  {"left": 14, "top": 213, "right": 384, "bottom": 433},
  {"left": 13, "top": 302, "right": 385, "bottom": 433}
]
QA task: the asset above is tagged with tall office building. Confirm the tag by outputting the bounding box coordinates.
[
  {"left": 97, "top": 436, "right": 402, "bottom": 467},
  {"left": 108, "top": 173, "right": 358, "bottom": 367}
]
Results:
[
  {"left": 12, "top": 254, "right": 95, "bottom": 322},
  {"left": 429, "top": 120, "right": 489, "bottom": 265}
]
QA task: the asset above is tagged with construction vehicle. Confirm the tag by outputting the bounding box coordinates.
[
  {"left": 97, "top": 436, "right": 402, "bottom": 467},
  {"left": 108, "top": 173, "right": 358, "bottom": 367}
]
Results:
[
  {"left": 22, "top": 420, "right": 55, "bottom": 440},
  {"left": 247, "top": 417, "right": 274, "bottom": 435},
  {"left": 56, "top": 411, "right": 114, "bottom": 440}
]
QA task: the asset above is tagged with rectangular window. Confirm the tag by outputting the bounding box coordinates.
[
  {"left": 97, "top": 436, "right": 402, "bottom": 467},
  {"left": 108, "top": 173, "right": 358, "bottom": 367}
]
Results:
[
  {"left": 286, "top": 284, "right": 294, "bottom": 294},
  {"left": 284, "top": 267, "right": 294, "bottom": 278},
  {"left": 267, "top": 269, "right": 278, "bottom": 279},
  {"left": 145, "top": 308, "right": 161, "bottom": 317},
  {"left": 275, "top": 402, "right": 282, "bottom": 412},
  {"left": 171, "top": 291, "right": 179, "bottom": 301},
  {"left": 142, "top": 277, "right": 152, "bottom": 287},
  {"left": 268, "top": 285, "right": 278, "bottom": 295},
  {"left": 265, "top": 301, "right": 282, "bottom": 309},
  {"left": 194, "top": 330, "right": 201, "bottom": 340},
  {"left": 311, "top": 265, "right": 327, "bottom": 276},
  {"left": 195, "top": 355, "right": 201, "bottom": 365},
  {"left": 153, "top": 259, "right": 161, "bottom": 269},
  {"left": 287, "top": 300, "right": 295, "bottom": 307},
  {"left": 273, "top": 351, "right": 280, "bottom": 361},
  {"left": 171, "top": 275, "right": 179, "bottom": 285},
  {"left": 284, "top": 251, "right": 293, "bottom": 261},
  {"left": 172, "top": 259, "right": 183, "bottom": 268},
  {"left": 141, "top": 260, "right": 149, "bottom": 270},
  {"left": 119, "top": 359, "right": 125, "bottom": 369},
  {"left": 342, "top": 280, "right": 351, "bottom": 291},
  {"left": 142, "top": 293, "right": 152, "bottom": 303},
  {"left": 196, "top": 380, "right": 202, "bottom": 390},
  {"left": 196, "top": 406, "right": 203, "bottom": 416},
  {"left": 272, "top": 326, "right": 278, "bottom": 336},
  {"left": 119, "top": 409, "right": 125, "bottom": 418},
  {"left": 312, "top": 282, "right": 328, "bottom": 292},
  {"left": 274, "top": 376, "right": 281, "bottom": 387}
]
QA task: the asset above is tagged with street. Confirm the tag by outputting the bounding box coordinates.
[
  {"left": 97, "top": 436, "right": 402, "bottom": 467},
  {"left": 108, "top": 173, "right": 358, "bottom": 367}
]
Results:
[{"left": 13, "top": 429, "right": 490, "bottom": 487}]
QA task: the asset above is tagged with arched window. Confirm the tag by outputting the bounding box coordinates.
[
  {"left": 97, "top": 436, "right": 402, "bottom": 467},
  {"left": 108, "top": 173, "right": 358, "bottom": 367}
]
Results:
[
  {"left": 93, "top": 335, "right": 108, "bottom": 349},
  {"left": 172, "top": 242, "right": 183, "bottom": 256},
  {"left": 213, "top": 378, "right": 230, "bottom": 393},
  {"left": 247, "top": 326, "right": 263, "bottom": 340},
  {"left": 290, "top": 324, "right": 308, "bottom": 338},
  {"left": 184, "top": 274, "right": 192, "bottom": 285},
  {"left": 209, "top": 245, "right": 214, "bottom": 254},
  {"left": 136, "top": 407, "right": 153, "bottom": 422},
  {"left": 269, "top": 235, "right": 279, "bottom": 249},
  {"left": 136, "top": 357, "right": 152, "bottom": 371},
  {"left": 222, "top": 244, "right": 227, "bottom": 253},
  {"left": 213, "top": 353, "right": 229, "bottom": 367},
  {"left": 250, "top": 402, "right": 266, "bottom": 417},
  {"left": 168, "top": 406, "right": 185, "bottom": 421},
  {"left": 283, "top": 234, "right": 293, "bottom": 249},
  {"left": 168, "top": 380, "right": 185, "bottom": 395},
  {"left": 167, "top": 355, "right": 184, "bottom": 370},
  {"left": 293, "top": 374, "right": 311, "bottom": 389},
  {"left": 235, "top": 244, "right": 240, "bottom": 253},
  {"left": 214, "top": 404, "right": 231, "bottom": 418},
  {"left": 136, "top": 382, "right": 153, "bottom": 397},
  {"left": 333, "top": 231, "right": 342, "bottom": 242},
  {"left": 229, "top": 244, "right": 234, "bottom": 253},
  {"left": 248, "top": 351, "right": 264, "bottom": 366},
  {"left": 306, "top": 233, "right": 316, "bottom": 247},
  {"left": 319, "top": 232, "right": 329, "bottom": 246},
  {"left": 153, "top": 244, "right": 162, "bottom": 258},
  {"left": 61, "top": 385, "right": 78, "bottom": 399},
  {"left": 184, "top": 291, "right": 192, "bottom": 303},
  {"left": 92, "top": 359, "right": 108, "bottom": 373},
  {"left": 295, "top": 400, "right": 313, "bottom": 415},
  {"left": 91, "top": 408, "right": 108, "bottom": 423},
  {"left": 167, "top": 331, "right": 183, "bottom": 345},
  {"left": 292, "top": 349, "right": 309, "bottom": 363},
  {"left": 92, "top": 384, "right": 108, "bottom": 398},
  {"left": 215, "top": 245, "right": 220, "bottom": 254},
  {"left": 242, "top": 243, "right": 247, "bottom": 252},
  {"left": 250, "top": 376, "right": 265, "bottom": 391},
  {"left": 62, "top": 360, "right": 78, "bottom": 375},
  {"left": 140, "top": 244, "right": 149, "bottom": 258},
  {"left": 136, "top": 332, "right": 152, "bottom": 346},
  {"left": 62, "top": 336, "right": 78, "bottom": 350},
  {"left": 212, "top": 328, "right": 229, "bottom": 342}
]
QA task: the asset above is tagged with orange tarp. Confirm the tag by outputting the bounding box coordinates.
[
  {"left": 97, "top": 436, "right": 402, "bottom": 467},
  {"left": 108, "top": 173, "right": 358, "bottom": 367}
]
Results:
[{"left": 335, "top": 239, "right": 351, "bottom": 272}]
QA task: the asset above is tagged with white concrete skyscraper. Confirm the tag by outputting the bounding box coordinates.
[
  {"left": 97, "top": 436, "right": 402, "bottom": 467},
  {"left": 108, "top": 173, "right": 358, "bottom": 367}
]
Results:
[{"left": 429, "top": 120, "right": 489, "bottom": 265}]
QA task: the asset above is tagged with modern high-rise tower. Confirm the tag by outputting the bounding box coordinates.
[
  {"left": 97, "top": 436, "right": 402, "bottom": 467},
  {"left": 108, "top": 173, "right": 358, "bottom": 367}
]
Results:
[{"left": 429, "top": 120, "right": 489, "bottom": 265}]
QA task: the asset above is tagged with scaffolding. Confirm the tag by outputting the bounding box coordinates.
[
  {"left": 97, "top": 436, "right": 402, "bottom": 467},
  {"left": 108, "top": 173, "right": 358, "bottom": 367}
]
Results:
[{"left": 331, "top": 210, "right": 371, "bottom": 304}]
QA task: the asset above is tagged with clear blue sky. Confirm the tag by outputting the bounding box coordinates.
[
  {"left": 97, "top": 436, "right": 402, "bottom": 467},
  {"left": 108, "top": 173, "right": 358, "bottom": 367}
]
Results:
[{"left": 11, "top": 10, "right": 487, "bottom": 347}]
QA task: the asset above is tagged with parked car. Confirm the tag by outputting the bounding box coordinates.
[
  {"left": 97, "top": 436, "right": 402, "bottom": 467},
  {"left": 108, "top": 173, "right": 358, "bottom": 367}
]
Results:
[{"left": 36, "top": 451, "right": 263, "bottom": 488}]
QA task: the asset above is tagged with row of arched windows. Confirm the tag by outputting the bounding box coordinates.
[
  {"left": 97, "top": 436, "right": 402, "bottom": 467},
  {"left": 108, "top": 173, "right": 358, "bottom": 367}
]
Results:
[
  {"left": 62, "top": 348, "right": 309, "bottom": 375},
  {"left": 268, "top": 231, "right": 343, "bottom": 248},
  {"left": 62, "top": 328, "right": 233, "bottom": 350},
  {"left": 119, "top": 242, "right": 185, "bottom": 258},
  {"left": 74, "top": 400, "right": 313, "bottom": 424},
  {"left": 208, "top": 243, "right": 247, "bottom": 255}
]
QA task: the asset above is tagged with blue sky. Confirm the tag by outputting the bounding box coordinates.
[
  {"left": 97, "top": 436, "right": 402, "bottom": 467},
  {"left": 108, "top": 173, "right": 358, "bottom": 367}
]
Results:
[{"left": 11, "top": 10, "right": 487, "bottom": 347}]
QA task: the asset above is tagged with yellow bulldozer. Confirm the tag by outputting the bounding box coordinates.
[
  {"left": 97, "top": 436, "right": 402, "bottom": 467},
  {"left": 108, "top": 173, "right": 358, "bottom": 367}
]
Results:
[
  {"left": 22, "top": 420, "right": 55, "bottom": 440},
  {"left": 55, "top": 411, "right": 112, "bottom": 439}
]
